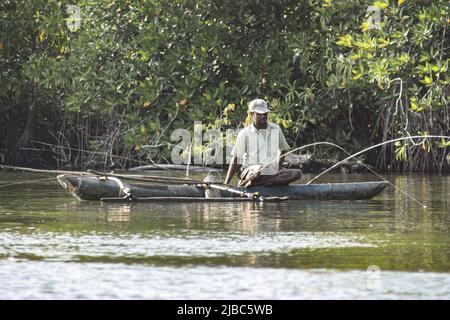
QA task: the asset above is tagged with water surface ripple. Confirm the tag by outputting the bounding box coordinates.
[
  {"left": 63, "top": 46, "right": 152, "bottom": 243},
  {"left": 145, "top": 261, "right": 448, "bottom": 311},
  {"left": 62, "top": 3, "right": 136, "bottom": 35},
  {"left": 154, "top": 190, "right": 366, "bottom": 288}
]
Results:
[{"left": 0, "top": 172, "right": 449, "bottom": 299}]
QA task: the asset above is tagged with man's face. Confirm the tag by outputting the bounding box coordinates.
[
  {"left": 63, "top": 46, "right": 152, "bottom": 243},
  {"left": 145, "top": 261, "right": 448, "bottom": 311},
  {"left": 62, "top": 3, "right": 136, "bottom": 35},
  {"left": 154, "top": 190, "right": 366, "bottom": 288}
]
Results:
[{"left": 251, "top": 112, "right": 268, "bottom": 127}]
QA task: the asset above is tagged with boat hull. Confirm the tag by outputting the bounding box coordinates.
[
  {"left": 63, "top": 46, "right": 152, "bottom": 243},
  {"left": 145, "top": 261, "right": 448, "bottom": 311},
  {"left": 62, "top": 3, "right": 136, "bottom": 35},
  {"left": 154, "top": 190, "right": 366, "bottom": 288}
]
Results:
[{"left": 57, "top": 174, "right": 388, "bottom": 201}]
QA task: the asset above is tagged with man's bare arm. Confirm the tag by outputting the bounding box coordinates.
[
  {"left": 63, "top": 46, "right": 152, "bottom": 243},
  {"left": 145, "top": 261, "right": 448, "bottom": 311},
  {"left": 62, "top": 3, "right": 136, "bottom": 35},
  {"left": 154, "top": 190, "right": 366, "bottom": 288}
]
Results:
[{"left": 224, "top": 156, "right": 242, "bottom": 185}]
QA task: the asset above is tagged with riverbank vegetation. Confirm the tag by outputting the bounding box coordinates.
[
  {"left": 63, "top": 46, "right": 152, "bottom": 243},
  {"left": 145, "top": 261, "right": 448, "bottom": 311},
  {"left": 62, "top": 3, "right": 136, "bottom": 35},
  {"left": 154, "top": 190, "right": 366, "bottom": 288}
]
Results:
[{"left": 1, "top": 0, "right": 448, "bottom": 172}]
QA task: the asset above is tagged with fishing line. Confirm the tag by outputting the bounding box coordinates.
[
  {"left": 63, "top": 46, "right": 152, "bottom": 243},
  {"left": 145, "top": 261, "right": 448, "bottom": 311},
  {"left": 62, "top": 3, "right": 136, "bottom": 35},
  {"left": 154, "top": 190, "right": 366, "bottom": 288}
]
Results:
[
  {"left": 28, "top": 140, "right": 209, "bottom": 182},
  {"left": 306, "top": 135, "right": 450, "bottom": 208},
  {"left": 0, "top": 176, "right": 58, "bottom": 189},
  {"left": 0, "top": 165, "right": 90, "bottom": 176},
  {"left": 348, "top": 161, "right": 428, "bottom": 208},
  {"left": 307, "top": 135, "right": 450, "bottom": 184},
  {"left": 0, "top": 165, "right": 93, "bottom": 188}
]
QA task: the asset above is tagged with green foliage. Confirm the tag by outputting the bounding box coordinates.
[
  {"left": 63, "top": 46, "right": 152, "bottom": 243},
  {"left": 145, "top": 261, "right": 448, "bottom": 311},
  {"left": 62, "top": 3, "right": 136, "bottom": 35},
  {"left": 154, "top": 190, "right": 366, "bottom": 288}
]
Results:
[
  {"left": 0, "top": 0, "right": 72, "bottom": 163},
  {"left": 1, "top": 0, "right": 448, "bottom": 171}
]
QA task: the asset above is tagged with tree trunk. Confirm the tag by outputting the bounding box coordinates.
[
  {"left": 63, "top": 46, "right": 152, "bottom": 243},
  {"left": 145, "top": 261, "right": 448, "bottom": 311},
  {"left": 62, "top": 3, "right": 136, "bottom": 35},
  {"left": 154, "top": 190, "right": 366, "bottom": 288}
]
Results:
[{"left": 9, "top": 85, "right": 37, "bottom": 165}]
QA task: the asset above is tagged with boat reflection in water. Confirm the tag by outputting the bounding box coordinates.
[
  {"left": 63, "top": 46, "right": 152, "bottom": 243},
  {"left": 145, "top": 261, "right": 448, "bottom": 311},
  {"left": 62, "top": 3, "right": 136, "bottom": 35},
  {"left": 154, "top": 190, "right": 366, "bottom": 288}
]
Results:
[
  {"left": 152, "top": 201, "right": 290, "bottom": 233},
  {"left": 99, "top": 203, "right": 132, "bottom": 222}
]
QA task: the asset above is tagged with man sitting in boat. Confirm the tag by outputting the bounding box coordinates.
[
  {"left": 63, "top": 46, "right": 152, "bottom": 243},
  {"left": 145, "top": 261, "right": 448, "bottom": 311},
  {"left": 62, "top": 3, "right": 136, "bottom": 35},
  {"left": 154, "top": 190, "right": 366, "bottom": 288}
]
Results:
[{"left": 224, "top": 99, "right": 302, "bottom": 187}]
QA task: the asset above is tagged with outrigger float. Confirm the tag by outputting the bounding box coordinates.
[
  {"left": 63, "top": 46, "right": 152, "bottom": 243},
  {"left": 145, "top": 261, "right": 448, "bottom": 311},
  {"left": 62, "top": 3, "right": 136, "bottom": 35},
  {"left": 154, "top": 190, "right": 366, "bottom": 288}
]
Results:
[{"left": 56, "top": 173, "right": 388, "bottom": 203}]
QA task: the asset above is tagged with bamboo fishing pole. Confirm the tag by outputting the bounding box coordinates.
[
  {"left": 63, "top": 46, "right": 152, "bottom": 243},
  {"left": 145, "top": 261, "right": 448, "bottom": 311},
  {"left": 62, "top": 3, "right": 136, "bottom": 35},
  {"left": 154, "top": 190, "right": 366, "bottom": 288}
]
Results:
[{"left": 239, "top": 141, "right": 350, "bottom": 187}]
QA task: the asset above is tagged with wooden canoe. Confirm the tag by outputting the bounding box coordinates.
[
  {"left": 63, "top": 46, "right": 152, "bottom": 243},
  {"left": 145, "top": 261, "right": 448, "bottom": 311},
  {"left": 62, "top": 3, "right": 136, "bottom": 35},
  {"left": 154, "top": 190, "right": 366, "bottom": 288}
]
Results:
[{"left": 57, "top": 174, "right": 388, "bottom": 201}]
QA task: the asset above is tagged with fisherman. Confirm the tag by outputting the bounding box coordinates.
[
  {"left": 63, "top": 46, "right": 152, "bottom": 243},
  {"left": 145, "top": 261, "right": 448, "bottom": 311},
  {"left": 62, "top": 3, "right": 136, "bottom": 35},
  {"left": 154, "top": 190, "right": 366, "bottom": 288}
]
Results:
[{"left": 224, "top": 99, "right": 302, "bottom": 187}]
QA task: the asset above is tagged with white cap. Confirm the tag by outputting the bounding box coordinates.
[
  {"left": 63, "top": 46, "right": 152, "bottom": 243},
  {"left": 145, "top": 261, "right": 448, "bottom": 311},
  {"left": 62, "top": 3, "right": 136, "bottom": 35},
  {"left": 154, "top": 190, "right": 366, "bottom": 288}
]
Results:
[{"left": 248, "top": 99, "right": 270, "bottom": 114}]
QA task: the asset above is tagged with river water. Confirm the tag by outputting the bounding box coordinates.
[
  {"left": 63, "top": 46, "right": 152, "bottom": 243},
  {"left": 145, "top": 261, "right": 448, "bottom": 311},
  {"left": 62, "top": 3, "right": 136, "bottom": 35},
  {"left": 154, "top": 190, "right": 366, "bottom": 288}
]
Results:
[{"left": 0, "top": 171, "right": 449, "bottom": 299}]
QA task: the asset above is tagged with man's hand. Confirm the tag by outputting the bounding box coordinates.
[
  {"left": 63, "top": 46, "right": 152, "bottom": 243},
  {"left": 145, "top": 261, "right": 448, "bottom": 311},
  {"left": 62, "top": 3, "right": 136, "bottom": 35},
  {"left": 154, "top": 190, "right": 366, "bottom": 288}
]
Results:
[{"left": 279, "top": 155, "right": 286, "bottom": 170}]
